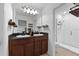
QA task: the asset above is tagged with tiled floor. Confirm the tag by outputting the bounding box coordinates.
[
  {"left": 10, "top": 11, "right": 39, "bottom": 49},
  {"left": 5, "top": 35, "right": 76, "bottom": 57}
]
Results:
[
  {"left": 55, "top": 47, "right": 79, "bottom": 56},
  {"left": 41, "top": 47, "right": 79, "bottom": 56}
]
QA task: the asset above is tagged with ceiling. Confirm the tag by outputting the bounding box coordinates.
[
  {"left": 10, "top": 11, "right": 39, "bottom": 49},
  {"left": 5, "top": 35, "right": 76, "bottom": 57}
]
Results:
[
  {"left": 12, "top": 3, "right": 49, "bottom": 11},
  {"left": 12, "top": 3, "right": 61, "bottom": 11},
  {"left": 12, "top": 3, "right": 61, "bottom": 16}
]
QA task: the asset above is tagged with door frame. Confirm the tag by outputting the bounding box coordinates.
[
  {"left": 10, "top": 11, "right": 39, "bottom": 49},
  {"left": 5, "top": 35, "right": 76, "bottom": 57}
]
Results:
[{"left": 53, "top": 3, "right": 65, "bottom": 56}]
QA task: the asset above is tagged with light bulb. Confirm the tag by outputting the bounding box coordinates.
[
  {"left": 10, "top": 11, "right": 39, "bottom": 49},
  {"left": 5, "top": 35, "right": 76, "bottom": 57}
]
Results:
[
  {"left": 33, "top": 12, "right": 36, "bottom": 15},
  {"left": 30, "top": 9, "right": 34, "bottom": 14},
  {"left": 23, "top": 8, "right": 27, "bottom": 12},
  {"left": 64, "top": 12, "right": 66, "bottom": 14},
  {"left": 33, "top": 11, "right": 36, "bottom": 15},
  {"left": 26, "top": 8, "right": 30, "bottom": 13},
  {"left": 35, "top": 10, "right": 37, "bottom": 14},
  {"left": 32, "top": 10, "right": 35, "bottom": 14}
]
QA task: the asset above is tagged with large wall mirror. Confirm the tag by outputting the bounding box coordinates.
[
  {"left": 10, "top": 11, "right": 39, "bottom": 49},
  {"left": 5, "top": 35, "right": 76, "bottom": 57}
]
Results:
[{"left": 10, "top": 3, "right": 49, "bottom": 34}]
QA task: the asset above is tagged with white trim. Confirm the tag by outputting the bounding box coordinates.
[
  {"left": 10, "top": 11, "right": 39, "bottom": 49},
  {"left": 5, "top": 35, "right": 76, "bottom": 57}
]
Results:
[{"left": 56, "top": 42, "right": 79, "bottom": 54}]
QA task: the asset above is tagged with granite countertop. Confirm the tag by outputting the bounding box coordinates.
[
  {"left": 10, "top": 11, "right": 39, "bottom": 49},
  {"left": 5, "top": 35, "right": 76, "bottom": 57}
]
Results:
[{"left": 9, "top": 35, "right": 47, "bottom": 40}]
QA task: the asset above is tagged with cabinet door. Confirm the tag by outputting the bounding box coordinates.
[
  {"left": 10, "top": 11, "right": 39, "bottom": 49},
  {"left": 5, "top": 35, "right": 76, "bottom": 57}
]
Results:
[
  {"left": 24, "top": 39, "right": 34, "bottom": 56},
  {"left": 10, "top": 45, "right": 24, "bottom": 56},
  {"left": 34, "top": 37, "right": 41, "bottom": 56},
  {"left": 9, "top": 39, "right": 24, "bottom": 56},
  {"left": 41, "top": 37, "right": 48, "bottom": 54}
]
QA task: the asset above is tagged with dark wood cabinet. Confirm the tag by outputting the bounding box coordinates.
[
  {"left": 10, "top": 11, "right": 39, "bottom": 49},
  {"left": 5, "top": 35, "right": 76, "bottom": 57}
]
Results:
[
  {"left": 9, "top": 39, "right": 25, "bottom": 56},
  {"left": 41, "top": 37, "right": 48, "bottom": 54},
  {"left": 24, "top": 38, "right": 34, "bottom": 56},
  {"left": 10, "top": 45, "right": 24, "bottom": 56},
  {"left": 34, "top": 37, "right": 42, "bottom": 56},
  {"left": 34, "top": 36, "right": 48, "bottom": 56},
  {"left": 9, "top": 39, "right": 34, "bottom": 56},
  {"left": 9, "top": 36, "right": 48, "bottom": 56}
]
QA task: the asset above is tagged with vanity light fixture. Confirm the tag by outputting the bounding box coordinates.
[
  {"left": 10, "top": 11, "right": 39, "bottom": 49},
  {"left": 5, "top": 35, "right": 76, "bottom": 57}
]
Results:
[{"left": 22, "top": 6, "right": 39, "bottom": 15}]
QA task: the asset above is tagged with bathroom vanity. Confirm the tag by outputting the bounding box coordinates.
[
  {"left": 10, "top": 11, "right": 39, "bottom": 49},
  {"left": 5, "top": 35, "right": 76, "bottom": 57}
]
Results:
[
  {"left": 8, "top": 3, "right": 49, "bottom": 56},
  {"left": 9, "top": 34, "right": 48, "bottom": 56}
]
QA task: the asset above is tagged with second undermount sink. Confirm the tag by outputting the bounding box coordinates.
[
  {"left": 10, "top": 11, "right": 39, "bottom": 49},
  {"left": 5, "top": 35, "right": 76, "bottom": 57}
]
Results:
[
  {"left": 16, "top": 35, "right": 30, "bottom": 38},
  {"left": 34, "top": 34, "right": 43, "bottom": 36},
  {"left": 16, "top": 34, "right": 44, "bottom": 38}
]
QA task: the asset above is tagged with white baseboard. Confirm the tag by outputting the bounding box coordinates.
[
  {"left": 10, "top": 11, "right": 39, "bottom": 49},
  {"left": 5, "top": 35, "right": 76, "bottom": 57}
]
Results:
[{"left": 56, "top": 42, "right": 79, "bottom": 54}]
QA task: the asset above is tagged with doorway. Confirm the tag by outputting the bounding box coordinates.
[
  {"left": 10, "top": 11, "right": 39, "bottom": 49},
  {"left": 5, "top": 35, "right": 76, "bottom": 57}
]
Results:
[{"left": 54, "top": 3, "right": 79, "bottom": 56}]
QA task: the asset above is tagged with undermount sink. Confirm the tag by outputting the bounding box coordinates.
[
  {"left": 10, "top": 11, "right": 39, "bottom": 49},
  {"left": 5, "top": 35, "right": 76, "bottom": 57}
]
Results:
[
  {"left": 34, "top": 34, "right": 43, "bottom": 36},
  {"left": 16, "top": 35, "right": 30, "bottom": 38},
  {"left": 16, "top": 34, "right": 44, "bottom": 38}
]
